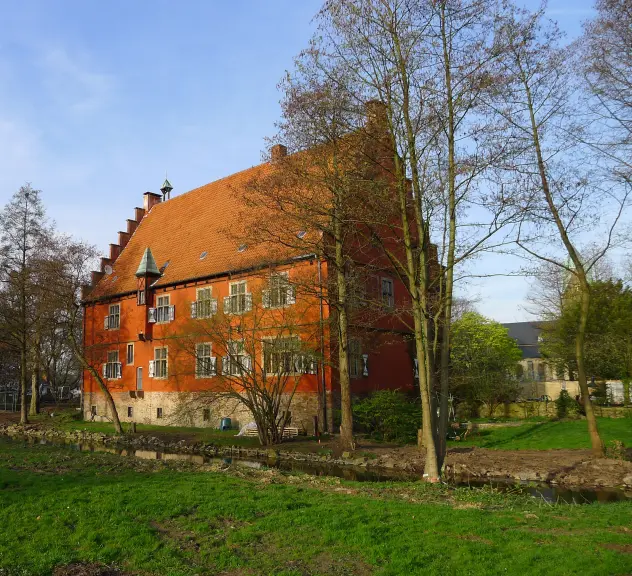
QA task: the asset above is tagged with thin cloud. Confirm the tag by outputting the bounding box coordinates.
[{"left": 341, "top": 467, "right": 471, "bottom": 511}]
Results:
[{"left": 39, "top": 47, "right": 114, "bottom": 115}]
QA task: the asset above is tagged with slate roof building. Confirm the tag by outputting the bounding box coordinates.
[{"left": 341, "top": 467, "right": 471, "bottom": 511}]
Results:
[{"left": 502, "top": 321, "right": 579, "bottom": 400}]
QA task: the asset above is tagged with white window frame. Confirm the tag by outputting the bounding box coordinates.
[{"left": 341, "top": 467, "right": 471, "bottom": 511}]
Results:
[
  {"left": 349, "top": 339, "right": 362, "bottom": 379},
  {"left": 263, "top": 272, "right": 296, "bottom": 309},
  {"left": 156, "top": 295, "right": 171, "bottom": 324},
  {"left": 104, "top": 350, "right": 122, "bottom": 380},
  {"left": 105, "top": 304, "right": 120, "bottom": 330},
  {"left": 192, "top": 287, "right": 217, "bottom": 319},
  {"left": 222, "top": 340, "right": 251, "bottom": 376},
  {"left": 127, "top": 343, "right": 134, "bottom": 365},
  {"left": 156, "top": 407, "right": 163, "bottom": 419},
  {"left": 224, "top": 281, "right": 252, "bottom": 315},
  {"left": 262, "top": 336, "right": 299, "bottom": 374},
  {"left": 152, "top": 347, "right": 168, "bottom": 379},
  {"left": 381, "top": 277, "right": 394, "bottom": 309},
  {"left": 195, "top": 342, "right": 217, "bottom": 379}
]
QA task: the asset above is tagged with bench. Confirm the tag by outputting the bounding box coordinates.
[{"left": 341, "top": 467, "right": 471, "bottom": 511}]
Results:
[{"left": 244, "top": 426, "right": 300, "bottom": 438}]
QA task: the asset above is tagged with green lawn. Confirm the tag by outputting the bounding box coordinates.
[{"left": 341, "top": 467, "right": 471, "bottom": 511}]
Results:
[
  {"left": 1, "top": 440, "right": 631, "bottom": 575},
  {"left": 449, "top": 418, "right": 632, "bottom": 450},
  {"left": 53, "top": 415, "right": 263, "bottom": 447},
  {"left": 34, "top": 411, "right": 632, "bottom": 452}
]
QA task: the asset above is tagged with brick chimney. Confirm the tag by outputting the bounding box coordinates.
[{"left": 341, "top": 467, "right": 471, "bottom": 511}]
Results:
[
  {"left": 143, "top": 192, "right": 162, "bottom": 212},
  {"left": 365, "top": 100, "right": 388, "bottom": 129},
  {"left": 271, "top": 144, "right": 288, "bottom": 162}
]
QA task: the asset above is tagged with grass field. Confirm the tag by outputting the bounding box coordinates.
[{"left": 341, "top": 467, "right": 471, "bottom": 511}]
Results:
[
  {"left": 1, "top": 439, "right": 631, "bottom": 575},
  {"left": 451, "top": 418, "right": 632, "bottom": 450},
  {"left": 54, "top": 417, "right": 263, "bottom": 447}
]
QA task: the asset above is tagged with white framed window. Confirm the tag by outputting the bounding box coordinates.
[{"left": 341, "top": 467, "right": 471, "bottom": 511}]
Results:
[
  {"left": 263, "top": 273, "right": 296, "bottom": 308},
  {"left": 137, "top": 290, "right": 146, "bottom": 306},
  {"left": 222, "top": 341, "right": 251, "bottom": 376},
  {"left": 192, "top": 287, "right": 217, "bottom": 319},
  {"left": 136, "top": 367, "right": 143, "bottom": 391},
  {"left": 263, "top": 337, "right": 299, "bottom": 374},
  {"left": 195, "top": 343, "right": 217, "bottom": 378},
  {"left": 156, "top": 295, "right": 172, "bottom": 323},
  {"left": 156, "top": 407, "right": 163, "bottom": 419},
  {"left": 127, "top": 406, "right": 133, "bottom": 418},
  {"left": 150, "top": 347, "right": 168, "bottom": 379},
  {"left": 224, "top": 281, "right": 252, "bottom": 314},
  {"left": 127, "top": 343, "right": 134, "bottom": 365},
  {"left": 105, "top": 304, "right": 120, "bottom": 330},
  {"left": 349, "top": 339, "right": 362, "bottom": 378},
  {"left": 381, "top": 278, "right": 394, "bottom": 309},
  {"left": 103, "top": 351, "right": 122, "bottom": 380}
]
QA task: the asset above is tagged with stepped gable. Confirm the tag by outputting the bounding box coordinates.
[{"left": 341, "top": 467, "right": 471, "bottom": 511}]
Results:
[{"left": 86, "top": 161, "right": 302, "bottom": 300}]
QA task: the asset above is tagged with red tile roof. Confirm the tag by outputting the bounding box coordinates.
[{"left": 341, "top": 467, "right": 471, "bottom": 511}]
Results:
[{"left": 88, "top": 162, "right": 311, "bottom": 300}]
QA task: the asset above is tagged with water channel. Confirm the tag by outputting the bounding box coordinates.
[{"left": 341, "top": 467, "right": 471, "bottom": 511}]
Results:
[{"left": 5, "top": 435, "right": 632, "bottom": 505}]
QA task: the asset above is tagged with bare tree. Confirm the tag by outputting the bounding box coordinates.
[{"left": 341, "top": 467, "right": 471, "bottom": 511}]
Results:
[
  {"left": 241, "top": 69, "right": 373, "bottom": 450},
  {"left": 0, "top": 185, "right": 49, "bottom": 424},
  {"left": 490, "top": 5, "right": 630, "bottom": 456},
  {"left": 46, "top": 239, "right": 124, "bottom": 434},
  {"left": 171, "top": 281, "right": 320, "bottom": 445},
  {"left": 302, "top": 0, "right": 520, "bottom": 480},
  {"left": 581, "top": 0, "right": 632, "bottom": 182}
]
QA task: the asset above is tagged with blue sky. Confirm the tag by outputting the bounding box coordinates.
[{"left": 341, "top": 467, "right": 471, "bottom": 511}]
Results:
[{"left": 0, "top": 0, "right": 598, "bottom": 322}]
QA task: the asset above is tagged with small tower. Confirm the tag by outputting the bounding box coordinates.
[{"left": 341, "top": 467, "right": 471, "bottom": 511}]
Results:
[
  {"left": 136, "top": 247, "right": 162, "bottom": 341},
  {"left": 160, "top": 178, "right": 173, "bottom": 201},
  {"left": 135, "top": 247, "right": 161, "bottom": 306}
]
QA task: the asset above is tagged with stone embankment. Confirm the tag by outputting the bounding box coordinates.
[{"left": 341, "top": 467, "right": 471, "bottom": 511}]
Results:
[{"left": 2, "top": 423, "right": 632, "bottom": 490}]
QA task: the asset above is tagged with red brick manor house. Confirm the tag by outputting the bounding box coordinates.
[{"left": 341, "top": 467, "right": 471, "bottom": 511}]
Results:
[{"left": 81, "top": 135, "right": 417, "bottom": 432}]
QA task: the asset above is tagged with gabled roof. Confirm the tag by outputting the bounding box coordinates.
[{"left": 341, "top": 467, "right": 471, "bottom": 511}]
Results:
[
  {"left": 88, "top": 162, "right": 311, "bottom": 300},
  {"left": 502, "top": 321, "right": 551, "bottom": 359}
]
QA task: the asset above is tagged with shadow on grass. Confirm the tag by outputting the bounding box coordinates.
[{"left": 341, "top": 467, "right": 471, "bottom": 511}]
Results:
[{"left": 478, "top": 421, "right": 562, "bottom": 449}]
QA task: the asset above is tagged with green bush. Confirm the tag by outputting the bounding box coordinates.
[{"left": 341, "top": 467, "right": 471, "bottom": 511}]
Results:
[
  {"left": 353, "top": 390, "right": 420, "bottom": 443},
  {"left": 555, "top": 390, "right": 576, "bottom": 418}
]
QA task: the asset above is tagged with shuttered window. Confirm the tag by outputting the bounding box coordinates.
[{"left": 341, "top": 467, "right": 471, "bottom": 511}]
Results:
[
  {"left": 195, "top": 343, "right": 216, "bottom": 378},
  {"left": 154, "top": 347, "right": 168, "bottom": 379}
]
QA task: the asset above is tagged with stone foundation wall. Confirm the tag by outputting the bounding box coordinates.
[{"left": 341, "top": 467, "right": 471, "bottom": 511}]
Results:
[{"left": 83, "top": 389, "right": 334, "bottom": 434}]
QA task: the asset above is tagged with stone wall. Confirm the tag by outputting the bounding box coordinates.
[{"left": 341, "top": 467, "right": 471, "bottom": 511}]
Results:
[
  {"left": 519, "top": 379, "right": 581, "bottom": 401},
  {"left": 83, "top": 389, "right": 334, "bottom": 434}
]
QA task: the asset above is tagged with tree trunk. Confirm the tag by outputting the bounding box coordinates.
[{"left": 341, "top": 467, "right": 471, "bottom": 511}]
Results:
[
  {"left": 413, "top": 307, "right": 440, "bottom": 481},
  {"left": 20, "top": 346, "right": 28, "bottom": 425},
  {"left": 523, "top": 73, "right": 605, "bottom": 457},
  {"left": 576, "top": 285, "right": 604, "bottom": 456},
  {"left": 29, "top": 368, "right": 39, "bottom": 416},
  {"left": 437, "top": 2, "right": 457, "bottom": 470},
  {"left": 335, "top": 237, "right": 354, "bottom": 451},
  {"left": 71, "top": 348, "right": 122, "bottom": 434}
]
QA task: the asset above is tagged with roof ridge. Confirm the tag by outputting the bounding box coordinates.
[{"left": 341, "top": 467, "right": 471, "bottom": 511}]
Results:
[{"left": 149, "top": 161, "right": 271, "bottom": 211}]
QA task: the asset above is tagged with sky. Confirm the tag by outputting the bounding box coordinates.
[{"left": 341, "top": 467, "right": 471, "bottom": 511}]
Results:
[{"left": 0, "top": 0, "right": 600, "bottom": 322}]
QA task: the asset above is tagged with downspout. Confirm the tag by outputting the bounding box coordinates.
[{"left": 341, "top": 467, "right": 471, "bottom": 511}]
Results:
[
  {"left": 317, "top": 259, "right": 328, "bottom": 431},
  {"left": 81, "top": 303, "right": 87, "bottom": 417}
]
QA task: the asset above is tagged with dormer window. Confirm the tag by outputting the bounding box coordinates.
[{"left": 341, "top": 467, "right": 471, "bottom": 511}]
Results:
[{"left": 104, "top": 304, "right": 120, "bottom": 330}]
